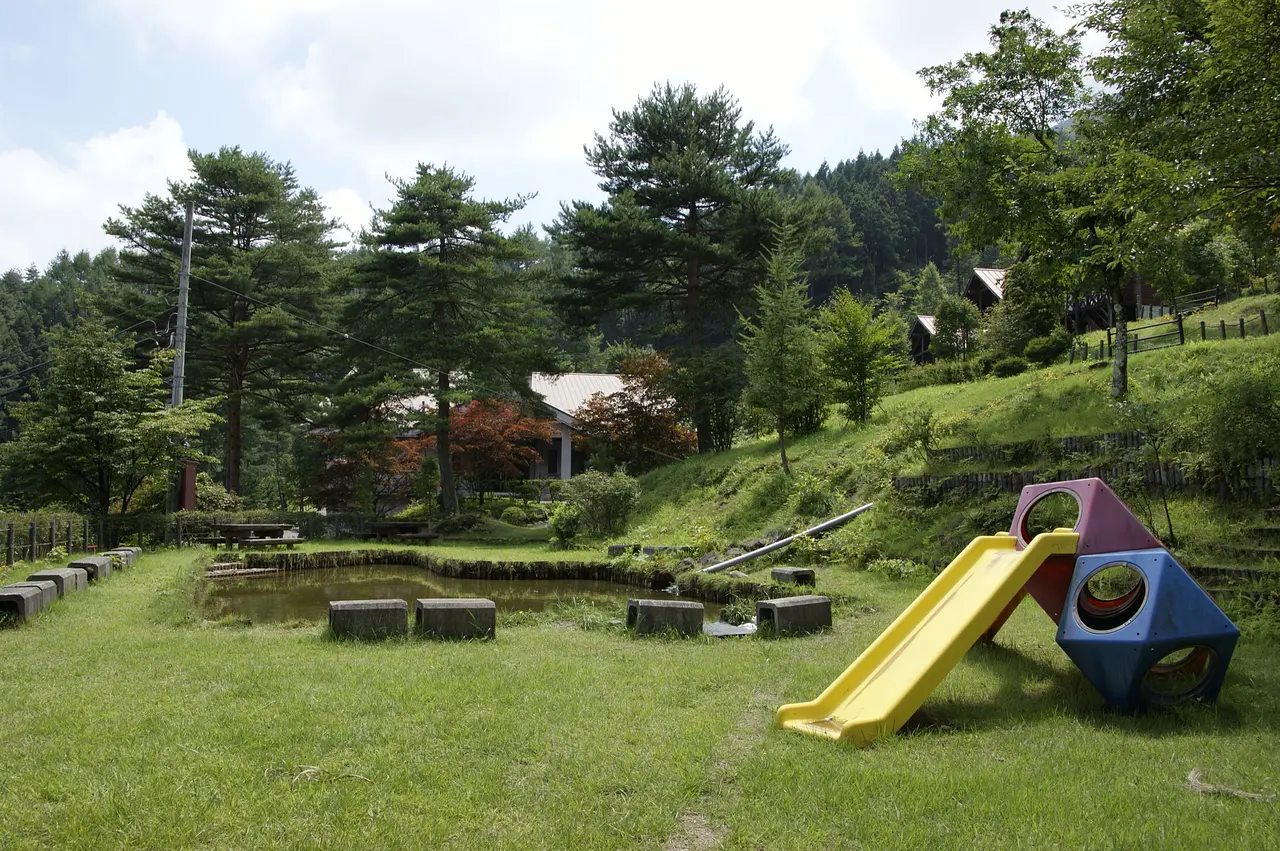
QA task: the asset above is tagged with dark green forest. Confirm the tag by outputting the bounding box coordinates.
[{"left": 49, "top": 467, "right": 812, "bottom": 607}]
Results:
[{"left": 0, "top": 1, "right": 1275, "bottom": 517}]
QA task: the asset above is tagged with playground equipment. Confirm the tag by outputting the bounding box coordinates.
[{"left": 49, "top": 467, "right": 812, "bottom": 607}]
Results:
[{"left": 777, "top": 478, "right": 1240, "bottom": 745}]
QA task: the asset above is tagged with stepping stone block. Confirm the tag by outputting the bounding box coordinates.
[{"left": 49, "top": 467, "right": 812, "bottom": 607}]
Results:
[
  {"left": 626, "top": 599, "right": 704, "bottom": 637},
  {"left": 103, "top": 549, "right": 135, "bottom": 567},
  {"left": 27, "top": 568, "right": 89, "bottom": 598},
  {"left": 329, "top": 599, "right": 408, "bottom": 639},
  {"left": 771, "top": 567, "right": 816, "bottom": 586},
  {"left": 415, "top": 598, "right": 496, "bottom": 640},
  {"left": 0, "top": 585, "right": 46, "bottom": 625},
  {"left": 757, "top": 595, "right": 832, "bottom": 635},
  {"left": 69, "top": 556, "right": 113, "bottom": 581},
  {"left": 6, "top": 580, "right": 58, "bottom": 611}
]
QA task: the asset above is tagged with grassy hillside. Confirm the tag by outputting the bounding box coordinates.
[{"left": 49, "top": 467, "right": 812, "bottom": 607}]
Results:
[{"left": 625, "top": 334, "right": 1280, "bottom": 574}]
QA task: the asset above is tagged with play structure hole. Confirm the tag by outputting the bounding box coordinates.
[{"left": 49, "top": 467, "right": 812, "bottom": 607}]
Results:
[
  {"left": 1075, "top": 563, "right": 1147, "bottom": 632},
  {"left": 1142, "top": 646, "right": 1217, "bottom": 703},
  {"left": 1018, "top": 490, "right": 1082, "bottom": 545}
]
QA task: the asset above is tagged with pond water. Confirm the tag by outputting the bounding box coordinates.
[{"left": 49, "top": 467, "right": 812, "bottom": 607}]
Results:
[{"left": 202, "top": 564, "right": 721, "bottom": 624}]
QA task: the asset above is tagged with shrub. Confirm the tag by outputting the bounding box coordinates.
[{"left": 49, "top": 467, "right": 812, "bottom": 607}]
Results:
[
  {"left": 719, "top": 598, "right": 757, "bottom": 626},
  {"left": 1023, "top": 327, "right": 1071, "bottom": 366},
  {"left": 435, "top": 512, "right": 484, "bottom": 535},
  {"left": 895, "top": 359, "right": 982, "bottom": 391},
  {"left": 992, "top": 356, "right": 1030, "bottom": 377},
  {"left": 499, "top": 506, "right": 529, "bottom": 526},
  {"left": 789, "top": 472, "right": 838, "bottom": 518},
  {"left": 866, "top": 557, "right": 927, "bottom": 579},
  {"left": 548, "top": 503, "right": 583, "bottom": 548},
  {"left": 561, "top": 470, "right": 641, "bottom": 537}
]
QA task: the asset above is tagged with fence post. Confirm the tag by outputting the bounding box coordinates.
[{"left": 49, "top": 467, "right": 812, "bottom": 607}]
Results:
[
  {"left": 65, "top": 524, "right": 72, "bottom": 554},
  {"left": 1177, "top": 314, "right": 1185, "bottom": 345},
  {"left": 28, "top": 522, "right": 37, "bottom": 562},
  {"left": 98, "top": 518, "right": 104, "bottom": 551},
  {"left": 1262, "top": 311, "right": 1269, "bottom": 336},
  {"left": 1220, "top": 319, "right": 1227, "bottom": 340},
  {"left": 5, "top": 523, "right": 12, "bottom": 566},
  {"left": 1131, "top": 333, "right": 1139, "bottom": 354},
  {"left": 1199, "top": 321, "right": 1206, "bottom": 341},
  {"left": 49, "top": 521, "right": 56, "bottom": 552},
  {"left": 1238, "top": 317, "right": 1246, "bottom": 339},
  {"left": 177, "top": 515, "right": 183, "bottom": 549},
  {"left": 82, "top": 521, "right": 88, "bottom": 553}
]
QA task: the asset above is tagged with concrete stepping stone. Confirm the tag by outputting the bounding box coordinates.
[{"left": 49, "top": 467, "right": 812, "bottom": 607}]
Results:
[
  {"left": 626, "top": 599, "right": 704, "bottom": 637},
  {"left": 27, "top": 568, "right": 88, "bottom": 598},
  {"left": 415, "top": 598, "right": 496, "bottom": 640},
  {"left": 771, "top": 567, "right": 816, "bottom": 586},
  {"left": 69, "top": 556, "right": 113, "bottom": 581},
  {"left": 103, "top": 549, "right": 135, "bottom": 567},
  {"left": 329, "top": 599, "right": 408, "bottom": 639},
  {"left": 757, "top": 595, "right": 832, "bottom": 635},
  {"left": 0, "top": 585, "right": 46, "bottom": 625},
  {"left": 6, "top": 580, "right": 58, "bottom": 611}
]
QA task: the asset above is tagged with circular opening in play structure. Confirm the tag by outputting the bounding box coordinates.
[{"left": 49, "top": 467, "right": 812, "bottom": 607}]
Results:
[
  {"left": 1018, "top": 490, "right": 1082, "bottom": 546},
  {"left": 1141, "top": 646, "right": 1218, "bottom": 704},
  {"left": 1074, "top": 562, "right": 1147, "bottom": 632}
]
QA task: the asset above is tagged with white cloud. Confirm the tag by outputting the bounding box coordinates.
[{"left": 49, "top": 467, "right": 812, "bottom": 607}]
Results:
[
  {"left": 320, "top": 186, "right": 372, "bottom": 240},
  {"left": 0, "top": 111, "right": 190, "bottom": 270}
]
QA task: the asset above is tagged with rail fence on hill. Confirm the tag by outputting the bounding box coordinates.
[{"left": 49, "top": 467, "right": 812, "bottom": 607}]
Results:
[
  {"left": 1070, "top": 306, "right": 1272, "bottom": 363},
  {"left": 926, "top": 431, "right": 1143, "bottom": 465},
  {"left": 894, "top": 457, "right": 1277, "bottom": 502}
]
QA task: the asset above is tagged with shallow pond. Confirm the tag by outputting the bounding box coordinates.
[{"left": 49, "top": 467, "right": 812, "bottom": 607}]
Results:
[{"left": 202, "top": 564, "right": 721, "bottom": 624}]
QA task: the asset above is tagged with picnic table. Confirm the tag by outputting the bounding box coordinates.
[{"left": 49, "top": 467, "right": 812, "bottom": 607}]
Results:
[
  {"left": 366, "top": 520, "right": 434, "bottom": 542},
  {"left": 209, "top": 523, "right": 303, "bottom": 549}
]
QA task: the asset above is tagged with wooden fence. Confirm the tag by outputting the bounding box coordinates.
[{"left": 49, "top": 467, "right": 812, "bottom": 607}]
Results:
[
  {"left": 1071, "top": 308, "right": 1272, "bottom": 364},
  {"left": 894, "top": 457, "right": 1277, "bottom": 502},
  {"left": 926, "top": 431, "right": 1143, "bottom": 465}
]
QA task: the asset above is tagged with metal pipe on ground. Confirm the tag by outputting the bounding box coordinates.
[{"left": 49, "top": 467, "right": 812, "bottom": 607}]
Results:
[{"left": 699, "top": 503, "right": 875, "bottom": 574}]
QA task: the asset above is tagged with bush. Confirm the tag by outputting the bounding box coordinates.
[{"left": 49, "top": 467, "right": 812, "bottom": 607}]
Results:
[
  {"left": 524, "top": 504, "right": 549, "bottom": 522},
  {"left": 561, "top": 470, "right": 641, "bottom": 537},
  {"left": 789, "top": 472, "right": 838, "bottom": 518},
  {"left": 992, "top": 356, "right": 1030, "bottom": 377},
  {"left": 1023, "top": 327, "right": 1072, "bottom": 366},
  {"left": 548, "top": 503, "right": 583, "bottom": 548},
  {"left": 895, "top": 359, "right": 982, "bottom": 391},
  {"left": 499, "top": 506, "right": 529, "bottom": 526},
  {"left": 435, "top": 512, "right": 484, "bottom": 535}
]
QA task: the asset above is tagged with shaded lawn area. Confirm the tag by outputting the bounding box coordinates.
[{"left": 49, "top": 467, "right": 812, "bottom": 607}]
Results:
[{"left": 1, "top": 550, "right": 1278, "bottom": 849}]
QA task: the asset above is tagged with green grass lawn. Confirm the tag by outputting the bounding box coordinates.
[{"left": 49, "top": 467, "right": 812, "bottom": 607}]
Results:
[{"left": 2, "top": 548, "right": 1279, "bottom": 849}]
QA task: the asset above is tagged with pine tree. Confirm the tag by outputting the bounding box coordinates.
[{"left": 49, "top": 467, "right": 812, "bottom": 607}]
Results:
[
  {"left": 740, "top": 226, "right": 826, "bottom": 474},
  {"left": 345, "top": 164, "right": 555, "bottom": 516},
  {"left": 105, "top": 147, "right": 336, "bottom": 494}
]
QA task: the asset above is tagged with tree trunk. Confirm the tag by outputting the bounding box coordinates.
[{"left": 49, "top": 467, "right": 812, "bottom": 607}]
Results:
[
  {"left": 226, "top": 369, "right": 244, "bottom": 494},
  {"left": 777, "top": 417, "right": 790, "bottom": 476},
  {"left": 436, "top": 369, "right": 458, "bottom": 516},
  {"left": 1111, "top": 289, "right": 1128, "bottom": 399}
]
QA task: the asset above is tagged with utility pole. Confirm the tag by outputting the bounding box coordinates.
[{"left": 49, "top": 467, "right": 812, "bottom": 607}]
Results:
[
  {"left": 172, "top": 201, "right": 194, "bottom": 408},
  {"left": 169, "top": 202, "right": 196, "bottom": 513}
]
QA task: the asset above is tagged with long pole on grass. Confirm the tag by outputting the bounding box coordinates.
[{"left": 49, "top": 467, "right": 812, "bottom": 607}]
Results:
[{"left": 699, "top": 503, "right": 875, "bottom": 574}]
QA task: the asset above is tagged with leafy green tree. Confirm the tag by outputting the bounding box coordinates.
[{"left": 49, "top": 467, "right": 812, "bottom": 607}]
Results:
[
  {"left": 819, "top": 290, "right": 908, "bottom": 424},
  {"left": 739, "top": 226, "right": 827, "bottom": 474},
  {"left": 552, "top": 83, "right": 798, "bottom": 453},
  {"left": 930, "top": 295, "right": 981, "bottom": 361},
  {"left": 347, "top": 164, "right": 555, "bottom": 516},
  {"left": 2, "top": 319, "right": 220, "bottom": 515},
  {"left": 911, "top": 261, "right": 949, "bottom": 316},
  {"left": 105, "top": 147, "right": 336, "bottom": 494}
]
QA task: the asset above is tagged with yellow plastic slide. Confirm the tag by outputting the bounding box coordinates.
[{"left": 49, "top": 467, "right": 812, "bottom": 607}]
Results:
[{"left": 777, "top": 530, "right": 1079, "bottom": 746}]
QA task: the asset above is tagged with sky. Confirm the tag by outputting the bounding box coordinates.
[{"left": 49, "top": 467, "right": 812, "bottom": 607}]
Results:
[{"left": 0, "top": 0, "right": 1076, "bottom": 272}]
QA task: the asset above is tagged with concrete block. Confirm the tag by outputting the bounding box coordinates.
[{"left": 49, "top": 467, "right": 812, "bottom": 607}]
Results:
[
  {"left": 626, "top": 599, "right": 704, "bottom": 637},
  {"left": 26, "top": 568, "right": 88, "bottom": 597},
  {"left": 69, "top": 556, "right": 113, "bottom": 581},
  {"left": 0, "top": 585, "right": 45, "bottom": 624},
  {"left": 103, "top": 549, "right": 135, "bottom": 567},
  {"left": 771, "top": 567, "right": 816, "bottom": 586},
  {"left": 757, "top": 595, "right": 831, "bottom": 636},
  {"left": 6, "top": 580, "right": 58, "bottom": 610},
  {"left": 328, "top": 599, "right": 408, "bottom": 639},
  {"left": 414, "top": 598, "right": 496, "bottom": 640}
]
